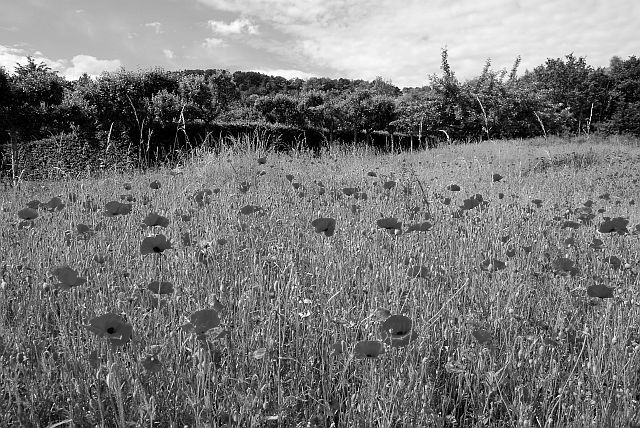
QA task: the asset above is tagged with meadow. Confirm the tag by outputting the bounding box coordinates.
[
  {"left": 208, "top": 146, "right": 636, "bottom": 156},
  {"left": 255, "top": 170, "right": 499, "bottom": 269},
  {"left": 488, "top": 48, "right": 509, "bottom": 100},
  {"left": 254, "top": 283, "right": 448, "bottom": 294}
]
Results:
[{"left": 1, "top": 135, "right": 640, "bottom": 427}]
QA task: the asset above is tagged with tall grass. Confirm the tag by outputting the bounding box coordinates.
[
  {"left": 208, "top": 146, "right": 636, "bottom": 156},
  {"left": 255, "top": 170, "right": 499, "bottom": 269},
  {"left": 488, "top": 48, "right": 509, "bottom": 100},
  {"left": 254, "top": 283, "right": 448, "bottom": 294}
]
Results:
[{"left": 1, "top": 136, "right": 639, "bottom": 427}]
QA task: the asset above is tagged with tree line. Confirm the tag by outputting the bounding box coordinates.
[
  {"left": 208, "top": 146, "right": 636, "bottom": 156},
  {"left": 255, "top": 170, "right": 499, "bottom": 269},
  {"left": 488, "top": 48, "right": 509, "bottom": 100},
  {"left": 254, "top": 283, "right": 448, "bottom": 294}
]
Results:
[{"left": 1, "top": 49, "right": 639, "bottom": 157}]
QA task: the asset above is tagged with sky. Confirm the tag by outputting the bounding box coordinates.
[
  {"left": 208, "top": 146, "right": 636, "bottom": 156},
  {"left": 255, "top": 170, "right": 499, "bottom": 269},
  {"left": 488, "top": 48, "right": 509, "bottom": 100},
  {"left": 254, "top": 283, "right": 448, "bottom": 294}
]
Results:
[{"left": 0, "top": 0, "right": 638, "bottom": 88}]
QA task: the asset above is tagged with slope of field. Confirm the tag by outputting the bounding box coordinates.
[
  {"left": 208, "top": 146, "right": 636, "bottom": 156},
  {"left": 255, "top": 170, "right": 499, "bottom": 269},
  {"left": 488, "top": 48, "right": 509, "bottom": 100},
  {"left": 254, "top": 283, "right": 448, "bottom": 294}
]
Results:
[{"left": 1, "top": 136, "right": 640, "bottom": 427}]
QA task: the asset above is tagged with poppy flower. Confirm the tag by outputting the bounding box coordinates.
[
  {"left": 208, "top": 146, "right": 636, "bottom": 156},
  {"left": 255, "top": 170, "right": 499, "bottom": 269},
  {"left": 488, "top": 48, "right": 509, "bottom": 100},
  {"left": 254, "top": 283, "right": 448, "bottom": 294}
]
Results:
[
  {"left": 506, "top": 247, "right": 516, "bottom": 258},
  {"left": 85, "top": 313, "right": 133, "bottom": 347},
  {"left": 460, "top": 194, "right": 486, "bottom": 211},
  {"left": 240, "top": 205, "right": 262, "bottom": 215},
  {"left": 149, "top": 180, "right": 161, "bottom": 189},
  {"left": 589, "top": 238, "right": 604, "bottom": 250},
  {"left": 383, "top": 181, "right": 396, "bottom": 190},
  {"left": 376, "top": 217, "right": 402, "bottom": 231},
  {"left": 367, "top": 171, "right": 377, "bottom": 177},
  {"left": 492, "top": 173, "right": 503, "bottom": 182},
  {"left": 146, "top": 281, "right": 174, "bottom": 294},
  {"left": 140, "top": 234, "right": 173, "bottom": 255},
  {"left": 143, "top": 212, "right": 170, "bottom": 228},
  {"left": 598, "top": 217, "right": 629, "bottom": 235},
  {"left": 120, "top": 194, "right": 136, "bottom": 202},
  {"left": 604, "top": 256, "right": 622, "bottom": 270},
  {"left": 353, "top": 340, "right": 385, "bottom": 359},
  {"left": 123, "top": 183, "right": 132, "bottom": 190},
  {"left": 257, "top": 157, "right": 267, "bottom": 165},
  {"left": 447, "top": 184, "right": 461, "bottom": 191},
  {"left": 141, "top": 353, "right": 163, "bottom": 373},
  {"left": 285, "top": 174, "right": 294, "bottom": 182},
  {"left": 342, "top": 187, "right": 359, "bottom": 196},
  {"left": 104, "top": 201, "right": 132, "bottom": 217},
  {"left": 552, "top": 257, "right": 579, "bottom": 276},
  {"left": 379, "top": 315, "right": 417, "bottom": 348},
  {"left": 26, "top": 200, "right": 41, "bottom": 209},
  {"left": 406, "top": 222, "right": 432, "bottom": 233},
  {"left": 311, "top": 217, "right": 336, "bottom": 237},
  {"left": 18, "top": 207, "right": 38, "bottom": 220},
  {"left": 531, "top": 199, "right": 543, "bottom": 208},
  {"left": 42, "top": 197, "right": 65, "bottom": 212},
  {"left": 181, "top": 309, "right": 221, "bottom": 335},
  {"left": 51, "top": 266, "right": 86, "bottom": 290},
  {"left": 354, "top": 192, "right": 367, "bottom": 200},
  {"left": 373, "top": 308, "right": 392, "bottom": 322},
  {"left": 587, "top": 283, "right": 614, "bottom": 298}
]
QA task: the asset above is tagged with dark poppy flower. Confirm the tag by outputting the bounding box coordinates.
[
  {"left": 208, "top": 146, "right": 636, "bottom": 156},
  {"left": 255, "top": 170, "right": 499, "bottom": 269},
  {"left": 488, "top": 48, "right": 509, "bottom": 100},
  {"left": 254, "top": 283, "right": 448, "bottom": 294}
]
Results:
[
  {"left": 377, "top": 217, "right": 402, "bottom": 231},
  {"left": 149, "top": 180, "right": 161, "bottom": 189},
  {"left": 367, "top": 171, "right": 377, "bottom": 177},
  {"left": 589, "top": 238, "right": 604, "bottom": 250},
  {"left": 342, "top": 187, "right": 359, "bottom": 196},
  {"left": 104, "top": 201, "right": 132, "bottom": 217},
  {"left": 406, "top": 222, "right": 432, "bottom": 233},
  {"left": 85, "top": 313, "right": 133, "bottom": 347},
  {"left": 552, "top": 257, "right": 579, "bottom": 276},
  {"left": 598, "top": 217, "right": 629, "bottom": 235},
  {"left": 42, "top": 197, "right": 65, "bottom": 212},
  {"left": 120, "top": 194, "right": 136, "bottom": 202},
  {"left": 181, "top": 309, "right": 221, "bottom": 335},
  {"left": 531, "top": 199, "right": 543, "bottom": 208},
  {"left": 257, "top": 156, "right": 267, "bottom": 165},
  {"left": 52, "top": 266, "right": 86, "bottom": 290},
  {"left": 140, "top": 234, "right": 173, "bottom": 255},
  {"left": 311, "top": 217, "right": 336, "bottom": 237},
  {"left": 146, "top": 281, "right": 174, "bottom": 294},
  {"left": 143, "top": 212, "right": 170, "bottom": 228},
  {"left": 26, "top": 200, "right": 41, "bottom": 209},
  {"left": 587, "top": 283, "right": 614, "bottom": 298},
  {"left": 240, "top": 205, "right": 262, "bottom": 215},
  {"left": 123, "top": 183, "right": 132, "bottom": 190},
  {"left": 492, "top": 173, "right": 503, "bottom": 182},
  {"left": 18, "top": 207, "right": 38, "bottom": 220},
  {"left": 285, "top": 174, "right": 294, "bottom": 182},
  {"left": 383, "top": 181, "right": 396, "bottom": 190},
  {"left": 353, "top": 340, "right": 385, "bottom": 359},
  {"left": 447, "top": 184, "right": 461, "bottom": 191},
  {"left": 141, "top": 353, "right": 163, "bottom": 373},
  {"left": 379, "top": 315, "right": 417, "bottom": 348}
]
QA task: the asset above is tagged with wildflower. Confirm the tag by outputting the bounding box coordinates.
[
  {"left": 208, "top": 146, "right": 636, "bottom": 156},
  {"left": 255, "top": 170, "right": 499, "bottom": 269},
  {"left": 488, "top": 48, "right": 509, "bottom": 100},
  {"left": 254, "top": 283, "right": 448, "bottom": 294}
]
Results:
[
  {"left": 143, "top": 212, "right": 170, "bottom": 228},
  {"left": 480, "top": 258, "right": 506, "bottom": 272},
  {"left": 379, "top": 315, "right": 417, "bottom": 348},
  {"left": 85, "top": 313, "right": 133, "bottom": 347},
  {"left": 149, "top": 180, "right": 161, "bottom": 189},
  {"left": 311, "top": 217, "right": 336, "bottom": 237},
  {"left": 104, "top": 201, "right": 132, "bottom": 217},
  {"left": 447, "top": 184, "right": 461, "bottom": 191},
  {"left": 18, "top": 207, "right": 38, "bottom": 220},
  {"left": 492, "top": 173, "right": 503, "bottom": 182},
  {"left": 383, "top": 181, "right": 396, "bottom": 190},
  {"left": 140, "top": 234, "right": 173, "bottom": 255},
  {"left": 587, "top": 283, "right": 614, "bottom": 299},
  {"left": 598, "top": 217, "right": 629, "bottom": 235},
  {"left": 472, "top": 328, "right": 493, "bottom": 345},
  {"left": 353, "top": 340, "right": 385, "bottom": 359},
  {"left": 146, "top": 281, "right": 174, "bottom": 294},
  {"left": 51, "top": 266, "right": 86, "bottom": 290},
  {"left": 239, "top": 205, "right": 262, "bottom": 215},
  {"left": 181, "top": 309, "right": 220, "bottom": 335}
]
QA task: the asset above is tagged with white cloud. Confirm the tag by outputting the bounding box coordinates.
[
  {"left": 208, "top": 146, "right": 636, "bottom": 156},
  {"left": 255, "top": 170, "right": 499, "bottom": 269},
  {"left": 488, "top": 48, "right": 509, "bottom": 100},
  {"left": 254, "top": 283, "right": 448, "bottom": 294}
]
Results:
[
  {"left": 63, "top": 55, "right": 121, "bottom": 80},
  {"left": 208, "top": 18, "right": 259, "bottom": 36},
  {"left": 196, "top": 0, "right": 640, "bottom": 87},
  {"left": 145, "top": 21, "right": 163, "bottom": 34},
  {"left": 251, "top": 68, "right": 317, "bottom": 80},
  {"left": 163, "top": 49, "right": 175, "bottom": 59},
  {"left": 202, "top": 37, "right": 226, "bottom": 48},
  {"left": 0, "top": 46, "right": 121, "bottom": 80}
]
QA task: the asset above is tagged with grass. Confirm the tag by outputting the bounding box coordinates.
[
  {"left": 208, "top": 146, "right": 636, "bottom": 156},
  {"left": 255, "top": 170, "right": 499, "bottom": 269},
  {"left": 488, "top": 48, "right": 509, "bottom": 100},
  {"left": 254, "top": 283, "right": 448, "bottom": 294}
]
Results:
[{"left": 1, "top": 135, "right": 640, "bottom": 427}]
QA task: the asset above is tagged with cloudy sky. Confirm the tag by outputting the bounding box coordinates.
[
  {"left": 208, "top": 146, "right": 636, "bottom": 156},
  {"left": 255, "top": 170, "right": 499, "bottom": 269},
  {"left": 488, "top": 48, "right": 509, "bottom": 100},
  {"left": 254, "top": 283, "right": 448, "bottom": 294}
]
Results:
[{"left": 1, "top": 0, "right": 638, "bottom": 88}]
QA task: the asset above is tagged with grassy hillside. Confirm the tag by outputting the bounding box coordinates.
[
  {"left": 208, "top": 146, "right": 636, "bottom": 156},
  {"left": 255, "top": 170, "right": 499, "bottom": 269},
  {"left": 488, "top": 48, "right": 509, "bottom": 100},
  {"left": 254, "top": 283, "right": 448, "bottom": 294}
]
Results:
[{"left": 1, "top": 135, "right": 640, "bottom": 427}]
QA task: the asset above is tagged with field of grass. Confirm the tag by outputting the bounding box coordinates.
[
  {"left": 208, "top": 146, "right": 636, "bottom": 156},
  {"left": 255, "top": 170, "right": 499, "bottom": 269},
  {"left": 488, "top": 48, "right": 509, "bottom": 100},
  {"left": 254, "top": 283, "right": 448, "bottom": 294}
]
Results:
[{"left": 1, "top": 135, "right": 640, "bottom": 427}]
